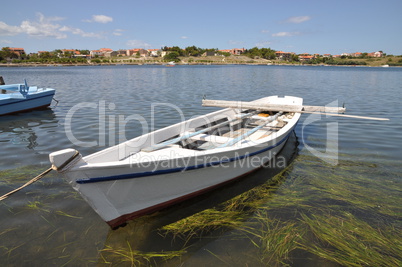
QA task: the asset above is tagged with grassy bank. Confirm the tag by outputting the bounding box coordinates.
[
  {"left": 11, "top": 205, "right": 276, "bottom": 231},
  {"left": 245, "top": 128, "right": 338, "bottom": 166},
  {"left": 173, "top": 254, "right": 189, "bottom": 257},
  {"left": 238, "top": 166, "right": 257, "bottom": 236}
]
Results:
[{"left": 1, "top": 55, "right": 401, "bottom": 67}]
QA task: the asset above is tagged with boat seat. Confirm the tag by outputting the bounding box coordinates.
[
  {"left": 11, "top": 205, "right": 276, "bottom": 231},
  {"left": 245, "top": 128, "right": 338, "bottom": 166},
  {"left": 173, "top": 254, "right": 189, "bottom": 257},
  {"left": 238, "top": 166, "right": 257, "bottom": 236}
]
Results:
[
  {"left": 222, "top": 128, "right": 273, "bottom": 141},
  {"left": 186, "top": 133, "right": 234, "bottom": 144}
]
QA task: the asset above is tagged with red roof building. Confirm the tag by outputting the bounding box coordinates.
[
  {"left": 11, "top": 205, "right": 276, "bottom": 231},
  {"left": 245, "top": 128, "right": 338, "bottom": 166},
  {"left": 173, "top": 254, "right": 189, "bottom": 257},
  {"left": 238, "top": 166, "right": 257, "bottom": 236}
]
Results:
[{"left": 9, "top": 47, "right": 26, "bottom": 57}]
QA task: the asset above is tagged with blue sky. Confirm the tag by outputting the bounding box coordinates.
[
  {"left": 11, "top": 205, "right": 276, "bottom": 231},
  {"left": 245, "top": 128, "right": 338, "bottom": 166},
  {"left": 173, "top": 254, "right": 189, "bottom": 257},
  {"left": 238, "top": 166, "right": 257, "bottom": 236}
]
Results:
[{"left": 1, "top": 0, "right": 401, "bottom": 55}]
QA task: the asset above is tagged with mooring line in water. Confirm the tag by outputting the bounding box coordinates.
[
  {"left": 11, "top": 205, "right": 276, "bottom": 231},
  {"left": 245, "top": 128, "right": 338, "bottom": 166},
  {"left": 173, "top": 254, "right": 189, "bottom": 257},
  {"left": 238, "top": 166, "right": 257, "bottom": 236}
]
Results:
[
  {"left": 0, "top": 167, "right": 53, "bottom": 201},
  {"left": 0, "top": 151, "right": 81, "bottom": 201}
]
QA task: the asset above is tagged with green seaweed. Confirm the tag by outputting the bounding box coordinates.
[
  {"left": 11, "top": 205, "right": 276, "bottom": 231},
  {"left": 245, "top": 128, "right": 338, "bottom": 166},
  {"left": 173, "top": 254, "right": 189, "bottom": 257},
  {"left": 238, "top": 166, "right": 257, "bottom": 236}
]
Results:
[
  {"left": 100, "top": 241, "right": 187, "bottom": 266},
  {"left": 240, "top": 211, "right": 304, "bottom": 266},
  {"left": 299, "top": 212, "right": 402, "bottom": 266},
  {"left": 158, "top": 153, "right": 401, "bottom": 266}
]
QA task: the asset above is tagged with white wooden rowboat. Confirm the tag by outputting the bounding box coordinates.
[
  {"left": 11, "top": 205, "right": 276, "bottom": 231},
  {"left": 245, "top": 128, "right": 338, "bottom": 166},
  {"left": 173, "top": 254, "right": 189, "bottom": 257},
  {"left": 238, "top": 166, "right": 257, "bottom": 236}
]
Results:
[{"left": 50, "top": 96, "right": 304, "bottom": 228}]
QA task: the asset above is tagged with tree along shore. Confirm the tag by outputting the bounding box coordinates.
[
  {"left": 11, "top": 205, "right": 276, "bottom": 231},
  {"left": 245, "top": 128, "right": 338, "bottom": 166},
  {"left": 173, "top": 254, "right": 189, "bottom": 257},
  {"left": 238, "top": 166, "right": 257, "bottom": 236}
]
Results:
[{"left": 1, "top": 55, "right": 401, "bottom": 67}]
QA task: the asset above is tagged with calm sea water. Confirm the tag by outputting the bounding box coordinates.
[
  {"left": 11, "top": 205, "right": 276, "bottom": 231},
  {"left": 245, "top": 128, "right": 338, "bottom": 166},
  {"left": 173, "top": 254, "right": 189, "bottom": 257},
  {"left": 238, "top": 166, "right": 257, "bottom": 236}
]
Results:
[{"left": 0, "top": 65, "right": 401, "bottom": 266}]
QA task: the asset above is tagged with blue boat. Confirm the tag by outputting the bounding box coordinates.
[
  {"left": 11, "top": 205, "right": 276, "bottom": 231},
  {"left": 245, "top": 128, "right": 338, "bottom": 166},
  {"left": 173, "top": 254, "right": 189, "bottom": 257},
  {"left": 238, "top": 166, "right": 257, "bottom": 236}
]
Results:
[{"left": 0, "top": 80, "right": 56, "bottom": 116}]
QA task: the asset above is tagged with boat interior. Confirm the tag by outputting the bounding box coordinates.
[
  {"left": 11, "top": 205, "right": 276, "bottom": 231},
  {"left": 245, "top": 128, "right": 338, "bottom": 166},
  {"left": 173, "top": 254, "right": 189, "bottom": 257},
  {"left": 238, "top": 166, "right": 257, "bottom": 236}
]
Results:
[
  {"left": 149, "top": 110, "right": 295, "bottom": 152},
  {"left": 83, "top": 96, "right": 303, "bottom": 164}
]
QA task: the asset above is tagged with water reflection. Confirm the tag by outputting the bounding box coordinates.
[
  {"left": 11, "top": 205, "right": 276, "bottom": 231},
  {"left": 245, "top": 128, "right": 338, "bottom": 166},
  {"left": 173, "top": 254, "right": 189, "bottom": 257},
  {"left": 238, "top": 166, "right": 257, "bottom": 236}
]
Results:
[
  {"left": 1, "top": 109, "right": 56, "bottom": 144},
  {"left": 0, "top": 109, "right": 58, "bottom": 168}
]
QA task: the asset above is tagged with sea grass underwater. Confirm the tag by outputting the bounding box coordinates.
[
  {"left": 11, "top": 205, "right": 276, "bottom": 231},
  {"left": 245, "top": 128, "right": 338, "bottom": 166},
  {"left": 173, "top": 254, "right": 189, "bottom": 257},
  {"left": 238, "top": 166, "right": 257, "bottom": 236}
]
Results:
[
  {"left": 99, "top": 154, "right": 401, "bottom": 266},
  {"left": 0, "top": 151, "right": 401, "bottom": 266}
]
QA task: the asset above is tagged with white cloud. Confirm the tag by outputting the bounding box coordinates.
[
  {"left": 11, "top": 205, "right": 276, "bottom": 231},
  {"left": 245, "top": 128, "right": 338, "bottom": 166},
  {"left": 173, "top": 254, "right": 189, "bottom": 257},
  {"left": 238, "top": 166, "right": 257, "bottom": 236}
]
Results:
[
  {"left": 0, "top": 13, "right": 110, "bottom": 40},
  {"left": 181, "top": 36, "right": 188, "bottom": 39},
  {"left": 126, "top": 40, "right": 152, "bottom": 48},
  {"left": 0, "top": 39, "right": 13, "bottom": 44},
  {"left": 20, "top": 13, "right": 67, "bottom": 39},
  {"left": 256, "top": 41, "right": 272, "bottom": 47},
  {"left": 0, "top": 21, "right": 23, "bottom": 36},
  {"left": 261, "top": 29, "right": 270, "bottom": 33},
  {"left": 59, "top": 26, "right": 102, "bottom": 38},
  {"left": 284, "top": 16, "right": 311, "bottom": 24},
  {"left": 0, "top": 13, "right": 67, "bottom": 39},
  {"left": 113, "top": 29, "right": 124, "bottom": 36},
  {"left": 84, "top": 15, "right": 113, "bottom": 24},
  {"left": 229, "top": 40, "right": 244, "bottom": 45},
  {"left": 272, "top": 31, "right": 301, "bottom": 37}
]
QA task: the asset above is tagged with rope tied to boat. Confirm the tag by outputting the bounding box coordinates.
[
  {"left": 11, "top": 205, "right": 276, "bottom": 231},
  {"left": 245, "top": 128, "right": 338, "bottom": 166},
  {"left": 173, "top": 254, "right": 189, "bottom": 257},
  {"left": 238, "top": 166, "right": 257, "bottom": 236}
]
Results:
[{"left": 0, "top": 151, "right": 81, "bottom": 201}]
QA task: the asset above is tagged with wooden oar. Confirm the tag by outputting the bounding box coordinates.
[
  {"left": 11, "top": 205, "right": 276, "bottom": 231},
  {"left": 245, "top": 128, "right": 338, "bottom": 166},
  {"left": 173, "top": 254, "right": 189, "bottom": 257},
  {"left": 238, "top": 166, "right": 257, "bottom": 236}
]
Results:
[
  {"left": 202, "top": 99, "right": 389, "bottom": 121},
  {"left": 141, "top": 111, "right": 258, "bottom": 152},
  {"left": 296, "top": 111, "right": 389, "bottom": 121}
]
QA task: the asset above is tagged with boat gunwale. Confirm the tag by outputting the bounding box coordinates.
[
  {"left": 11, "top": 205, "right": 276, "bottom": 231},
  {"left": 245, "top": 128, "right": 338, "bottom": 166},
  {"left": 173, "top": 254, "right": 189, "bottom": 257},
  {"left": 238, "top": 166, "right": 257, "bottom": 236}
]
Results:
[
  {"left": 81, "top": 106, "right": 242, "bottom": 163},
  {"left": 75, "top": 128, "right": 294, "bottom": 184},
  {"left": 79, "top": 109, "right": 301, "bottom": 168},
  {"left": 73, "top": 109, "right": 301, "bottom": 184},
  {"left": 0, "top": 91, "right": 55, "bottom": 103}
]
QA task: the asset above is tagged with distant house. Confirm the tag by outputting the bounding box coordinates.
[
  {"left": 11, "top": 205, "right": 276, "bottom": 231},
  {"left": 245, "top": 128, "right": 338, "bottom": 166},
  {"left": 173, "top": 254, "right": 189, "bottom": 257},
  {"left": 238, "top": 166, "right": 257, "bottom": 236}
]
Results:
[
  {"left": 90, "top": 48, "right": 113, "bottom": 57},
  {"left": 368, "top": 51, "right": 383, "bottom": 57},
  {"left": 232, "top": 48, "right": 245, "bottom": 55},
  {"left": 275, "top": 51, "right": 294, "bottom": 61},
  {"left": 104, "top": 51, "right": 118, "bottom": 57},
  {"left": 126, "top": 48, "right": 148, "bottom": 57},
  {"left": 116, "top": 50, "right": 127, "bottom": 56},
  {"left": 218, "top": 49, "right": 232, "bottom": 54},
  {"left": 202, "top": 51, "right": 216, "bottom": 57},
  {"left": 298, "top": 53, "right": 315, "bottom": 61},
  {"left": 60, "top": 49, "right": 82, "bottom": 58},
  {"left": 217, "top": 48, "right": 244, "bottom": 56},
  {"left": 342, "top": 52, "right": 363, "bottom": 57},
  {"left": 148, "top": 49, "right": 160, "bottom": 57},
  {"left": 61, "top": 49, "right": 76, "bottom": 54},
  {"left": 160, "top": 51, "right": 172, "bottom": 57},
  {"left": 9, "top": 47, "right": 26, "bottom": 57},
  {"left": 90, "top": 50, "right": 103, "bottom": 57},
  {"left": 299, "top": 55, "right": 315, "bottom": 61}
]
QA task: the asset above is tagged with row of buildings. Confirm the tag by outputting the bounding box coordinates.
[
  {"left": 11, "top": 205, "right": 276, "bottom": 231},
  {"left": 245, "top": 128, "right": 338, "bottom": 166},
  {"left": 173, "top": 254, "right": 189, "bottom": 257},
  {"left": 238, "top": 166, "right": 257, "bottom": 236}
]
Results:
[
  {"left": 3, "top": 47, "right": 384, "bottom": 61},
  {"left": 87, "top": 48, "right": 247, "bottom": 58},
  {"left": 4, "top": 47, "right": 247, "bottom": 59},
  {"left": 275, "top": 51, "right": 384, "bottom": 61}
]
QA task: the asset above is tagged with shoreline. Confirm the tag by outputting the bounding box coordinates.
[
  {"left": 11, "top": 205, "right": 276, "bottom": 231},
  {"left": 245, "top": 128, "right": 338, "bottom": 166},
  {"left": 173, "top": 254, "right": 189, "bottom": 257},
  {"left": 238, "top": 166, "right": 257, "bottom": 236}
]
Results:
[
  {"left": 1, "top": 55, "right": 400, "bottom": 68},
  {"left": 0, "top": 63, "right": 398, "bottom": 68}
]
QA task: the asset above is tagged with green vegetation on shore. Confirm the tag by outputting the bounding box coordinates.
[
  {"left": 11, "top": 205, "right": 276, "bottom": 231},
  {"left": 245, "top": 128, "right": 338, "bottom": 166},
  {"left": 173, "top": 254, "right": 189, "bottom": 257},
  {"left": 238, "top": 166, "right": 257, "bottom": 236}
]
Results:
[
  {"left": 1, "top": 55, "right": 401, "bottom": 67},
  {"left": 1, "top": 46, "right": 401, "bottom": 67}
]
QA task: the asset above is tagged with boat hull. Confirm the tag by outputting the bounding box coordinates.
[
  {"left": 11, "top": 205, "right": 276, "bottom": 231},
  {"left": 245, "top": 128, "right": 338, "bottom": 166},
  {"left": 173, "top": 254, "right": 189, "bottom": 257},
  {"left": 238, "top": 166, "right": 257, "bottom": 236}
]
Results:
[
  {"left": 0, "top": 89, "right": 55, "bottom": 115},
  {"left": 64, "top": 127, "right": 295, "bottom": 228},
  {"left": 108, "top": 137, "right": 289, "bottom": 228}
]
